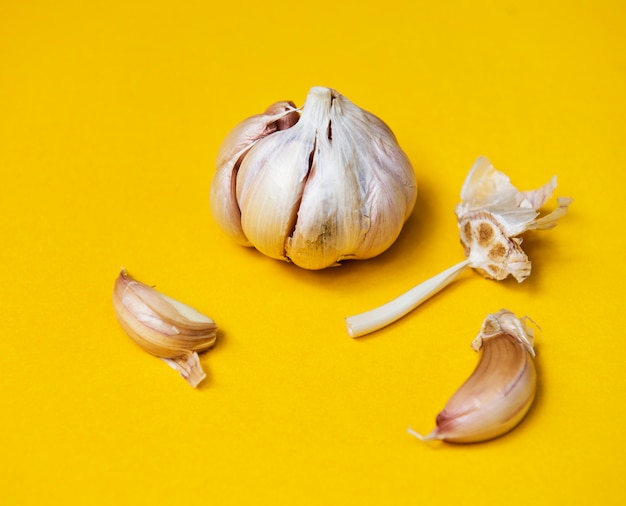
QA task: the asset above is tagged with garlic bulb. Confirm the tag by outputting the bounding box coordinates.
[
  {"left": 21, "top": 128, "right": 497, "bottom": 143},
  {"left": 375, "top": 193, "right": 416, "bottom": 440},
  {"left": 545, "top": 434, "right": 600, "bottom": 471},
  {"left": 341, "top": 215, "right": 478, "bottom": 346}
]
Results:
[
  {"left": 345, "top": 156, "right": 572, "bottom": 337},
  {"left": 210, "top": 86, "right": 417, "bottom": 270},
  {"left": 113, "top": 269, "right": 217, "bottom": 387},
  {"left": 408, "top": 309, "right": 538, "bottom": 443}
]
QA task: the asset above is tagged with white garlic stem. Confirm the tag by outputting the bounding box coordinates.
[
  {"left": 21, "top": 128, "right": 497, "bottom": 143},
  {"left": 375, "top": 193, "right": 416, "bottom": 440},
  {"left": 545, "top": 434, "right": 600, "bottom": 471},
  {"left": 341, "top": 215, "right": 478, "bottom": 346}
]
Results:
[{"left": 345, "top": 260, "right": 471, "bottom": 338}]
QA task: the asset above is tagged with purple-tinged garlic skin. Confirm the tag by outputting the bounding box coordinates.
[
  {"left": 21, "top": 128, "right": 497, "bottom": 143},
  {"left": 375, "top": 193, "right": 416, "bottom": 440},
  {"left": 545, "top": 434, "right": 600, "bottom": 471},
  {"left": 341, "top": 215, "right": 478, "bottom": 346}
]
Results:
[
  {"left": 409, "top": 309, "right": 538, "bottom": 443},
  {"left": 210, "top": 101, "right": 300, "bottom": 246}
]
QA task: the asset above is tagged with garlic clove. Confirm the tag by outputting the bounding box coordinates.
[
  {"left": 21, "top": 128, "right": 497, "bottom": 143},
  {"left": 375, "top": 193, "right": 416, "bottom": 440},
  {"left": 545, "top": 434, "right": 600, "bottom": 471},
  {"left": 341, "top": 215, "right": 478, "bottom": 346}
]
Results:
[
  {"left": 236, "top": 129, "right": 314, "bottom": 262},
  {"left": 210, "top": 86, "right": 417, "bottom": 270},
  {"left": 113, "top": 269, "right": 217, "bottom": 387},
  {"left": 210, "top": 101, "right": 300, "bottom": 246},
  {"left": 345, "top": 156, "right": 571, "bottom": 337},
  {"left": 284, "top": 87, "right": 415, "bottom": 269},
  {"left": 408, "top": 309, "right": 538, "bottom": 443}
]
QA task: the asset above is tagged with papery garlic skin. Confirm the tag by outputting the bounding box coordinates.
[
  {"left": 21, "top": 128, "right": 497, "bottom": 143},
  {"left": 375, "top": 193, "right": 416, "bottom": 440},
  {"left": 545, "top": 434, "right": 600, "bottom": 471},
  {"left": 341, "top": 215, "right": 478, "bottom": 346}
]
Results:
[
  {"left": 456, "top": 156, "right": 572, "bottom": 282},
  {"left": 211, "top": 101, "right": 300, "bottom": 246},
  {"left": 408, "top": 309, "right": 538, "bottom": 443},
  {"left": 113, "top": 269, "right": 217, "bottom": 387},
  {"left": 210, "top": 86, "right": 417, "bottom": 270}
]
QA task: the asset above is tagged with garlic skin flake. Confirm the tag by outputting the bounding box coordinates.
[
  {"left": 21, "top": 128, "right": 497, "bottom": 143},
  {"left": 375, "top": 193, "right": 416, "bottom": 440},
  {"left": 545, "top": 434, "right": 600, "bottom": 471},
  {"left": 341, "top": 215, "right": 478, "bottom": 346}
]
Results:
[
  {"left": 113, "top": 269, "right": 217, "bottom": 387},
  {"left": 408, "top": 309, "right": 538, "bottom": 443},
  {"left": 345, "top": 156, "right": 572, "bottom": 337},
  {"left": 210, "top": 86, "right": 417, "bottom": 270}
]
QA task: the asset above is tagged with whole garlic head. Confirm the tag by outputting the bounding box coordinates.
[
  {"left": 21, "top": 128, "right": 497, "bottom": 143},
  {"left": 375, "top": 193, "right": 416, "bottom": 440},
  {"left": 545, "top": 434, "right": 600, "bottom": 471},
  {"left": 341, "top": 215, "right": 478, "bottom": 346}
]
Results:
[{"left": 210, "top": 86, "right": 417, "bottom": 270}]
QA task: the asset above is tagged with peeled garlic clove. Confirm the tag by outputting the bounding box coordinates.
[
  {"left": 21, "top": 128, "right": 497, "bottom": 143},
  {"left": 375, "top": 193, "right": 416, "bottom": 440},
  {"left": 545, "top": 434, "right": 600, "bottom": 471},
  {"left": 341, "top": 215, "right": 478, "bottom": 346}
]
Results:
[
  {"left": 408, "top": 309, "right": 538, "bottom": 443},
  {"left": 210, "top": 86, "right": 417, "bottom": 270},
  {"left": 113, "top": 269, "right": 217, "bottom": 387}
]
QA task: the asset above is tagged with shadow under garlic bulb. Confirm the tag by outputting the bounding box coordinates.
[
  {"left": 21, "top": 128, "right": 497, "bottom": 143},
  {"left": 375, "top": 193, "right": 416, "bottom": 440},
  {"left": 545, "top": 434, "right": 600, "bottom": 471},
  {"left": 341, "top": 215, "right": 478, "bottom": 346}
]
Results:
[{"left": 210, "top": 86, "right": 417, "bottom": 270}]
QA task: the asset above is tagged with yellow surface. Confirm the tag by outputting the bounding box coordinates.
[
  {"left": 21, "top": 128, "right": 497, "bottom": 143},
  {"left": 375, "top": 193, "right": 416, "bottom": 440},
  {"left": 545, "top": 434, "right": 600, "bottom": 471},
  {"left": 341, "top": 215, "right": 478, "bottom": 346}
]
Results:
[{"left": 1, "top": 0, "right": 625, "bottom": 504}]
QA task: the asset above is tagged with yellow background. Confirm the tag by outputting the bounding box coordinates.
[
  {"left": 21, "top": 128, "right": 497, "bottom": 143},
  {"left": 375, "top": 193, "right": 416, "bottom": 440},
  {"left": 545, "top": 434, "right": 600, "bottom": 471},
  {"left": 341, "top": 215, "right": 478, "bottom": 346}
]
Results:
[{"left": 1, "top": 0, "right": 625, "bottom": 504}]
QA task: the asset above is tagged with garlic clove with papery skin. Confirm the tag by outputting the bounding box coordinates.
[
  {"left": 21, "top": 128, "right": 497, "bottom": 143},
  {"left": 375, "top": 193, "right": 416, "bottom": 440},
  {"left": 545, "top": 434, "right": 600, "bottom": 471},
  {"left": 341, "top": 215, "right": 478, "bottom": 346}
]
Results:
[
  {"left": 408, "top": 309, "right": 538, "bottom": 443},
  {"left": 345, "top": 156, "right": 572, "bottom": 337},
  {"left": 210, "top": 86, "right": 417, "bottom": 270},
  {"left": 284, "top": 88, "right": 416, "bottom": 269},
  {"left": 210, "top": 101, "right": 300, "bottom": 246},
  {"left": 113, "top": 269, "right": 217, "bottom": 387}
]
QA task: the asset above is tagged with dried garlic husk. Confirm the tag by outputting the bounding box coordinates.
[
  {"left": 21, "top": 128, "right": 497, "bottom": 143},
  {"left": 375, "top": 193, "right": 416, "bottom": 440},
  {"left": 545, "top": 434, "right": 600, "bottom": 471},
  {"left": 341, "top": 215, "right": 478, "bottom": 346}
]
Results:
[
  {"left": 210, "top": 86, "right": 417, "bottom": 270},
  {"left": 455, "top": 156, "right": 571, "bottom": 281},
  {"left": 345, "top": 156, "right": 572, "bottom": 337},
  {"left": 113, "top": 269, "right": 217, "bottom": 387},
  {"left": 408, "top": 309, "right": 538, "bottom": 443}
]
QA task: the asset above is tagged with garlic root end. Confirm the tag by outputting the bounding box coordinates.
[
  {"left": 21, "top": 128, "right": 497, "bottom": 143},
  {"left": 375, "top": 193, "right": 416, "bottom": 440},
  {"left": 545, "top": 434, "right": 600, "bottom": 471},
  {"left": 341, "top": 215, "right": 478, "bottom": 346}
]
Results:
[{"left": 407, "top": 427, "right": 437, "bottom": 441}]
